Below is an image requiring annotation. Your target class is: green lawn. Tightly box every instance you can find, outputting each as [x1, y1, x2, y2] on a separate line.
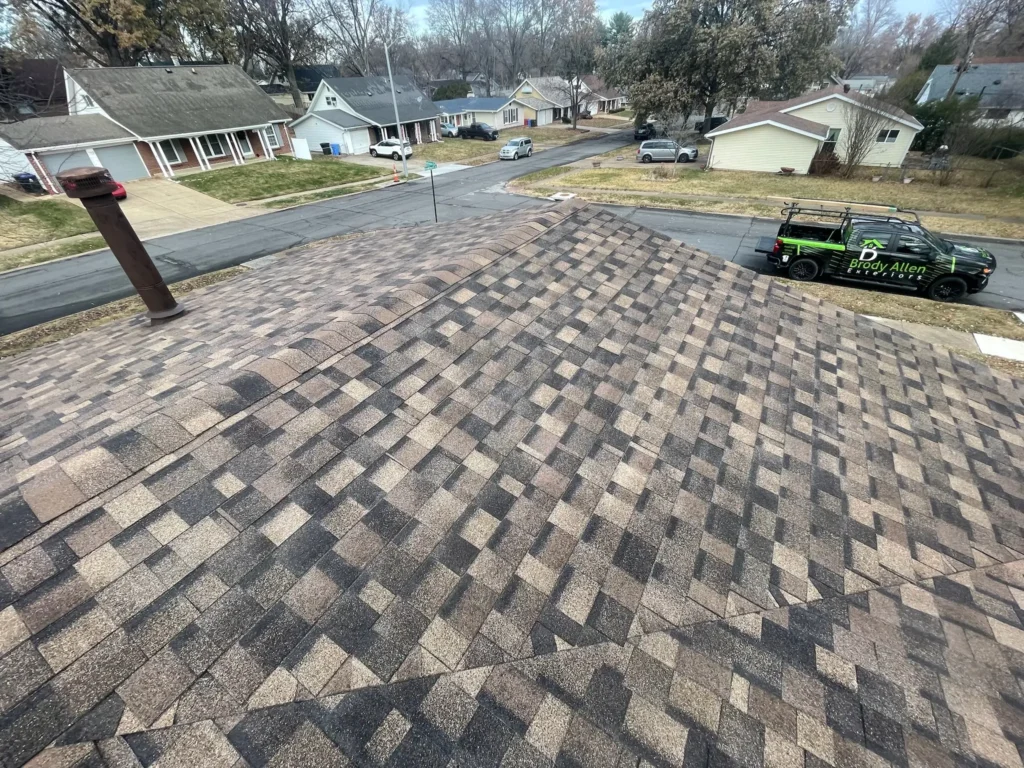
[414, 141, 500, 164]
[0, 235, 107, 273]
[178, 156, 389, 203]
[259, 180, 390, 208]
[0, 195, 96, 250]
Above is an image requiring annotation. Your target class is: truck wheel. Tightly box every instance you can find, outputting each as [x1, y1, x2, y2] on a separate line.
[926, 276, 968, 302]
[787, 258, 819, 281]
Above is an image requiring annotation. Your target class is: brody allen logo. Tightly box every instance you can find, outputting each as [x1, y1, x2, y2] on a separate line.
[846, 239, 927, 281]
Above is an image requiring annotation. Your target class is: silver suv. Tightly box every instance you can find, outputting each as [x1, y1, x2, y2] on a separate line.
[637, 140, 698, 163]
[499, 137, 533, 160]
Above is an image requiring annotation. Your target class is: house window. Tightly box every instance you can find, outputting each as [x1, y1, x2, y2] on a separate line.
[823, 128, 840, 154]
[502, 107, 519, 125]
[82, 93, 93, 108]
[876, 129, 900, 143]
[326, 95, 337, 107]
[262, 124, 282, 149]
[158, 139, 183, 165]
[198, 134, 226, 158]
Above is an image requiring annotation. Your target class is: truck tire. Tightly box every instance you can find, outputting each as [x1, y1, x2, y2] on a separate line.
[787, 258, 819, 281]
[926, 276, 968, 302]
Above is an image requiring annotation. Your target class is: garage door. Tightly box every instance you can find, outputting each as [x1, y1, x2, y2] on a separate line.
[94, 144, 148, 182]
[39, 150, 91, 179]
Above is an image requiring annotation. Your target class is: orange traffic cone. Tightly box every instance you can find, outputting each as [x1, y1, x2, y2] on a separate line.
[392, 163, 399, 183]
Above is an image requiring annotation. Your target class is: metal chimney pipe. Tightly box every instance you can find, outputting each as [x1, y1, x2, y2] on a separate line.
[57, 166, 183, 322]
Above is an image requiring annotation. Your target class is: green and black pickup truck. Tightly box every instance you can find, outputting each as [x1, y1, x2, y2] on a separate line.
[756, 205, 997, 302]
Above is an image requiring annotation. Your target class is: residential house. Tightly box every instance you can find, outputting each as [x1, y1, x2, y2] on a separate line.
[916, 59, 1024, 126]
[706, 85, 923, 174]
[839, 74, 895, 95]
[0, 64, 292, 192]
[511, 77, 573, 121]
[434, 95, 555, 129]
[581, 75, 625, 112]
[262, 66, 341, 109]
[290, 75, 440, 156]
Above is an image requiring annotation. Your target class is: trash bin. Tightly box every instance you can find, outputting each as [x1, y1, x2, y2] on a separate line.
[330, 143, 341, 156]
[13, 172, 44, 194]
[320, 142, 332, 155]
[531, 119, 537, 127]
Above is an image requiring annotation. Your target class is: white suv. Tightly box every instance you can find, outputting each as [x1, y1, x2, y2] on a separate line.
[370, 138, 412, 160]
[499, 137, 533, 160]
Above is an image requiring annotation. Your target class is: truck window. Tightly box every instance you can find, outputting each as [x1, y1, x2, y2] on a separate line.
[851, 228, 891, 250]
[895, 235, 933, 256]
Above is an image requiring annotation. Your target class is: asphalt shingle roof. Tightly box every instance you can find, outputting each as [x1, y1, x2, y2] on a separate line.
[706, 110, 830, 138]
[324, 76, 440, 126]
[0, 114, 132, 150]
[66, 65, 291, 139]
[297, 109, 371, 129]
[921, 62, 1024, 109]
[521, 77, 572, 107]
[1, 203, 1023, 768]
[433, 97, 512, 113]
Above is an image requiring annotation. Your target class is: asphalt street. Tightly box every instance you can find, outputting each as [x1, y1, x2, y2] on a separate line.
[2, 129, 1023, 336]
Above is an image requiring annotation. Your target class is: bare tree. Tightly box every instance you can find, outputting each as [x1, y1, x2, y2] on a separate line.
[530, 0, 564, 76]
[940, 0, 1002, 98]
[428, 0, 477, 79]
[318, 0, 410, 76]
[552, 0, 598, 128]
[839, 100, 888, 176]
[235, 0, 325, 107]
[834, 0, 900, 77]
[489, 0, 534, 84]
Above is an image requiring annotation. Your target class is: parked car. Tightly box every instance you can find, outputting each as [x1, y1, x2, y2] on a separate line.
[636, 140, 698, 163]
[578, 110, 593, 119]
[112, 181, 127, 200]
[499, 137, 533, 160]
[440, 122, 458, 137]
[756, 204, 996, 302]
[369, 138, 412, 160]
[458, 122, 499, 141]
[694, 116, 728, 133]
[633, 122, 657, 140]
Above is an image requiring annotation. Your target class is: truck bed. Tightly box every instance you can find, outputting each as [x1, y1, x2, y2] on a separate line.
[780, 221, 844, 243]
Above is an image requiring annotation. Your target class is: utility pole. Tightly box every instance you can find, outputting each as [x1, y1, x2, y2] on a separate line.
[384, 41, 409, 179]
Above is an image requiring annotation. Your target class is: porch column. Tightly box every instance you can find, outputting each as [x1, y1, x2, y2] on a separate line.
[256, 126, 273, 160]
[429, 121, 437, 142]
[152, 141, 175, 178]
[225, 132, 243, 165]
[189, 137, 209, 171]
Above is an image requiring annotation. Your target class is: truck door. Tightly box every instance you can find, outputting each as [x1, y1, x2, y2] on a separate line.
[888, 234, 937, 287]
[843, 227, 894, 284]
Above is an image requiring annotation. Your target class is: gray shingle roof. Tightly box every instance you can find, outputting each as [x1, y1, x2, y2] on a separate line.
[66, 65, 291, 139]
[323, 76, 440, 126]
[511, 96, 556, 111]
[0, 114, 133, 150]
[520, 77, 572, 106]
[920, 62, 1024, 109]
[706, 110, 830, 139]
[295, 109, 371, 129]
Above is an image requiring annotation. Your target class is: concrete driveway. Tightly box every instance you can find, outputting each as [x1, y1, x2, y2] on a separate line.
[71, 178, 257, 240]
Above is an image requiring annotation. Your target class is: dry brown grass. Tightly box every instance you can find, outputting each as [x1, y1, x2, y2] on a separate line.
[0, 266, 248, 359]
[776, 278, 1024, 340]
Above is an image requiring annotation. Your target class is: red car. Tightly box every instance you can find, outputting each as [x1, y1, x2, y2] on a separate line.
[112, 181, 127, 200]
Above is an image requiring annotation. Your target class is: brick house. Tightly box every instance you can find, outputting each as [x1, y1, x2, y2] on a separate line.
[0, 64, 292, 193]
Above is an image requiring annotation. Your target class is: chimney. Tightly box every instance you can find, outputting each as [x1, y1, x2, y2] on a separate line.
[843, 83, 851, 93]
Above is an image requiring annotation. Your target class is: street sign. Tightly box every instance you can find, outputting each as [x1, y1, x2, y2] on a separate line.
[424, 161, 438, 170]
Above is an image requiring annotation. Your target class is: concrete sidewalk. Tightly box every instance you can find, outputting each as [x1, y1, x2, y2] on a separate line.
[866, 314, 1024, 361]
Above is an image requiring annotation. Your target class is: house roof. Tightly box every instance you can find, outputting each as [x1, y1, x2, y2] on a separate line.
[66, 64, 291, 139]
[728, 86, 923, 137]
[582, 75, 621, 99]
[520, 76, 571, 106]
[5, 201, 1024, 768]
[0, 113, 133, 150]
[294, 65, 341, 94]
[323, 75, 440, 125]
[512, 96, 556, 111]
[291, 108, 371, 130]
[920, 61, 1024, 109]
[433, 97, 512, 113]
[706, 110, 830, 140]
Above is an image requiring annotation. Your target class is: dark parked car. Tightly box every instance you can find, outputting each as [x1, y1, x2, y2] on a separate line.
[695, 116, 728, 133]
[458, 122, 499, 141]
[633, 122, 656, 140]
[578, 110, 593, 119]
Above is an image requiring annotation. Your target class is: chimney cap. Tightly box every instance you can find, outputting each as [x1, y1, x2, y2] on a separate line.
[56, 166, 117, 199]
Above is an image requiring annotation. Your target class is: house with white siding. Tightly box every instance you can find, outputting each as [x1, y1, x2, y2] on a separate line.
[916, 60, 1024, 127]
[290, 76, 441, 156]
[706, 85, 923, 175]
[433, 96, 554, 129]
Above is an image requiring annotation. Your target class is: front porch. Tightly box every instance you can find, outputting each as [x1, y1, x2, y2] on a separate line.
[372, 119, 441, 146]
[139, 123, 292, 178]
